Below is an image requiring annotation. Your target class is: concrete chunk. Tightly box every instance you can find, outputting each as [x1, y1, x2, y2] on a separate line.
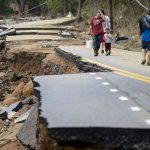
[17, 105, 38, 149]
[0, 102, 22, 120]
[14, 107, 33, 123]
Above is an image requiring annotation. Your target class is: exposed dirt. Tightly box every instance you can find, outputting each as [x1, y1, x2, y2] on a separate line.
[0, 40, 81, 100]
[0, 141, 25, 150]
[0, 38, 83, 150]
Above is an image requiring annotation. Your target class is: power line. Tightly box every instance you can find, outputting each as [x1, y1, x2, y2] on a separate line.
[135, 0, 148, 10]
[1, 0, 50, 25]
[17, 0, 49, 16]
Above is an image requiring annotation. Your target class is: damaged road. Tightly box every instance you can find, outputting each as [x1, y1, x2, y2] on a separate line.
[1, 16, 149, 150]
[0, 17, 93, 149]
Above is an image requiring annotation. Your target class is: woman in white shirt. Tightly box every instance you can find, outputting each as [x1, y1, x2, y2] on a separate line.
[100, 10, 111, 54]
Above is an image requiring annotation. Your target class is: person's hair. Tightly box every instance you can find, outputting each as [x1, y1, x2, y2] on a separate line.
[96, 10, 101, 14]
[146, 9, 150, 15]
[101, 10, 105, 15]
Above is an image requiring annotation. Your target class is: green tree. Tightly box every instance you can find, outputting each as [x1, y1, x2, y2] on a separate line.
[0, 0, 13, 15]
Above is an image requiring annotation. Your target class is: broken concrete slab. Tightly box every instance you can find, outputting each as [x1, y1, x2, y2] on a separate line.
[0, 102, 22, 120]
[6, 35, 65, 42]
[17, 104, 38, 149]
[11, 17, 77, 28]
[16, 30, 59, 35]
[7, 111, 16, 120]
[58, 31, 76, 38]
[0, 28, 16, 37]
[33, 73, 150, 150]
[14, 107, 33, 123]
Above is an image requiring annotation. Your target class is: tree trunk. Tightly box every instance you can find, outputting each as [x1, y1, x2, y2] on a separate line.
[24, 0, 29, 17]
[109, 0, 113, 32]
[68, 0, 71, 12]
[78, 0, 82, 22]
[64, 0, 66, 16]
[19, 0, 24, 13]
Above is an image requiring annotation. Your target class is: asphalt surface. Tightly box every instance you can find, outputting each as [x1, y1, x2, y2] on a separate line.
[57, 46, 150, 112]
[34, 73, 150, 128]
[58, 46, 150, 78]
[34, 72, 150, 149]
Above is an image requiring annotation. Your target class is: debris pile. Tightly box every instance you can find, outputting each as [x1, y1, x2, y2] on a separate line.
[0, 76, 37, 149]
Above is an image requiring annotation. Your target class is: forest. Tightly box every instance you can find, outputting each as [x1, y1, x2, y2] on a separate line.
[0, 0, 149, 16]
[0, 0, 150, 35]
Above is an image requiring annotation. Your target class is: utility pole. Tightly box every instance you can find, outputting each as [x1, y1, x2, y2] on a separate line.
[109, 0, 113, 32]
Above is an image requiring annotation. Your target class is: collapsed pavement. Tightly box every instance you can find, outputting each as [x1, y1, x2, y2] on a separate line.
[0, 16, 149, 150]
[0, 23, 111, 149]
[34, 72, 150, 150]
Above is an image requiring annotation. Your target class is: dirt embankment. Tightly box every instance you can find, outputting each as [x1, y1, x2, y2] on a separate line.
[0, 40, 81, 150]
[0, 37, 110, 150]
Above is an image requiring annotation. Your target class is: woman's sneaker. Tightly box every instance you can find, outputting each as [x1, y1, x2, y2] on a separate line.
[145, 62, 150, 66]
[106, 51, 109, 56]
[141, 59, 146, 65]
[94, 50, 98, 56]
[101, 50, 104, 54]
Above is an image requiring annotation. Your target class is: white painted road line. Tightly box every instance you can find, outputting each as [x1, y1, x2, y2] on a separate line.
[145, 120, 150, 125]
[110, 89, 118, 92]
[95, 77, 103, 80]
[119, 96, 129, 101]
[102, 82, 110, 85]
[130, 107, 141, 111]
[90, 73, 96, 75]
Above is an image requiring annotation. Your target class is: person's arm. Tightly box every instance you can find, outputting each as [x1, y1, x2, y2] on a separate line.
[88, 17, 93, 34]
[139, 17, 144, 35]
[88, 25, 92, 34]
[104, 34, 106, 40]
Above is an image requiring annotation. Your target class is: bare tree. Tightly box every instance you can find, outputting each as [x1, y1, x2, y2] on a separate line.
[78, 0, 82, 22]
[64, 0, 66, 15]
[24, 0, 29, 17]
[68, 0, 71, 12]
[109, 0, 113, 32]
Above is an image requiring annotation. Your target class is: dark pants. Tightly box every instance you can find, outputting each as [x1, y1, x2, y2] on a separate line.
[105, 43, 111, 51]
[142, 41, 150, 51]
[92, 34, 101, 51]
